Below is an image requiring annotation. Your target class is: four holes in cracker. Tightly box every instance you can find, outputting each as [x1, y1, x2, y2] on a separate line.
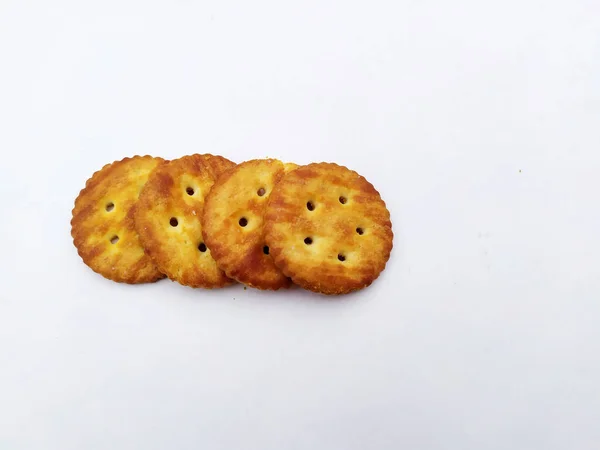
[304, 195, 359, 262]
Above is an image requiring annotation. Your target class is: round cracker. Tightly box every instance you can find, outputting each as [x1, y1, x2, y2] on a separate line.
[135, 154, 236, 288]
[202, 159, 297, 290]
[264, 162, 393, 295]
[71, 155, 166, 283]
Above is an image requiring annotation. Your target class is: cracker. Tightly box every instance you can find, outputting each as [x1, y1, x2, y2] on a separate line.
[135, 154, 236, 288]
[71, 156, 166, 283]
[264, 162, 393, 295]
[202, 159, 297, 290]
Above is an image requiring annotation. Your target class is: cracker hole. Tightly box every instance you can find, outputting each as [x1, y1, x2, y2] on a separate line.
[257, 187, 266, 197]
[263, 245, 269, 255]
[239, 217, 248, 227]
[105, 202, 114, 212]
[339, 196, 347, 204]
[186, 187, 195, 196]
[198, 243, 207, 252]
[110, 235, 119, 244]
[306, 201, 315, 211]
[338, 253, 346, 262]
[356, 227, 364, 235]
[304, 237, 313, 245]
[170, 217, 178, 227]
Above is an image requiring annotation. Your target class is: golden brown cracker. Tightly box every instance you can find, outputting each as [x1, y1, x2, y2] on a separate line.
[71, 156, 166, 283]
[135, 154, 236, 288]
[202, 159, 297, 290]
[264, 162, 393, 295]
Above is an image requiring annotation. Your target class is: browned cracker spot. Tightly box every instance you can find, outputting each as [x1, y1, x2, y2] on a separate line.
[135, 154, 236, 288]
[202, 159, 297, 290]
[71, 156, 166, 283]
[264, 162, 393, 295]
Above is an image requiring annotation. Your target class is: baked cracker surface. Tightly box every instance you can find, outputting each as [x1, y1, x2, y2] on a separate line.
[202, 159, 297, 290]
[264, 162, 393, 295]
[71, 155, 166, 283]
[135, 154, 235, 288]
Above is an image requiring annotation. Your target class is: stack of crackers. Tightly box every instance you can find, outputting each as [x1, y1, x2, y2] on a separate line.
[71, 155, 393, 295]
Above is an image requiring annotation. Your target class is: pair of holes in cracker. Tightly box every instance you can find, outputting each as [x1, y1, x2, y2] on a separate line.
[306, 196, 348, 212]
[304, 237, 346, 262]
[304, 229, 363, 244]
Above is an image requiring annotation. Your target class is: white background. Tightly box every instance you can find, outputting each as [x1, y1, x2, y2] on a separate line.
[1, 1, 599, 449]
